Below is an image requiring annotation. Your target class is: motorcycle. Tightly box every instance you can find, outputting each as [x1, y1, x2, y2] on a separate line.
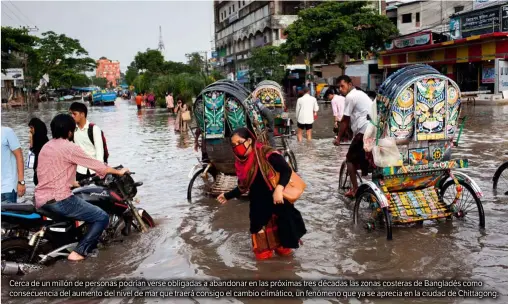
[1, 167, 155, 275]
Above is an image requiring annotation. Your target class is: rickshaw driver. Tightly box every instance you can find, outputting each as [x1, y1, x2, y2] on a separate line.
[335, 75, 373, 198]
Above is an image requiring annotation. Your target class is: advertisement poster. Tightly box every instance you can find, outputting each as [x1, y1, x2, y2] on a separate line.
[449, 18, 461, 40]
[482, 65, 495, 83]
[0, 68, 24, 81]
[497, 59, 508, 93]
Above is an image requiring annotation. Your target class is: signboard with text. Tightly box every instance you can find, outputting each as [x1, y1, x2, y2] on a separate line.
[393, 32, 432, 49]
[461, 7, 500, 38]
[473, 0, 502, 10]
[502, 5, 508, 32]
[482, 65, 495, 83]
[0, 68, 24, 81]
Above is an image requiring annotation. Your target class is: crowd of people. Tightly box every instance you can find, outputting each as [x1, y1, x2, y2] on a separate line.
[2, 102, 128, 261]
[2, 74, 374, 262]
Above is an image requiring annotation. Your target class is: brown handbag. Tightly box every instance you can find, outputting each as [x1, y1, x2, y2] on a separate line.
[256, 152, 306, 203]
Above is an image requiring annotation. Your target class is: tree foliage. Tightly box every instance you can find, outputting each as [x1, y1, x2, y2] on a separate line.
[1, 26, 96, 88]
[247, 45, 288, 84]
[90, 76, 108, 88]
[283, 1, 398, 68]
[126, 49, 224, 107]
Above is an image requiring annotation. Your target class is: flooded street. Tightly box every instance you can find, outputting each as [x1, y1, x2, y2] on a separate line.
[1, 99, 507, 304]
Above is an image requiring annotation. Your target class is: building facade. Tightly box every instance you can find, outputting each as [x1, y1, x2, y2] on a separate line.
[96, 57, 121, 88]
[214, 1, 313, 84]
[381, 1, 508, 94]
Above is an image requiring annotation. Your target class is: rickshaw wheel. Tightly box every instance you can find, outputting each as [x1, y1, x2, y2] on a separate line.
[440, 180, 485, 228]
[492, 161, 508, 193]
[187, 167, 216, 202]
[338, 160, 362, 196]
[284, 151, 298, 172]
[353, 190, 392, 240]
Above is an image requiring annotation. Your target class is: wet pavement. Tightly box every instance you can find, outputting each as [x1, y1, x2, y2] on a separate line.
[1, 99, 507, 304]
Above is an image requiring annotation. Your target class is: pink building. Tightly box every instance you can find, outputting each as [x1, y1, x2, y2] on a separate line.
[96, 57, 120, 87]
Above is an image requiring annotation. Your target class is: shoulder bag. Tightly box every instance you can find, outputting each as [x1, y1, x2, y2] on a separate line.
[182, 110, 191, 122]
[255, 152, 306, 203]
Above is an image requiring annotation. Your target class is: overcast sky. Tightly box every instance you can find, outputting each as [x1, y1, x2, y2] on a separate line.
[1, 1, 215, 72]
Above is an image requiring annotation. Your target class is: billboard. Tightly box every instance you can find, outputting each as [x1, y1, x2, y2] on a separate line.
[1, 68, 24, 81]
[461, 6, 500, 38]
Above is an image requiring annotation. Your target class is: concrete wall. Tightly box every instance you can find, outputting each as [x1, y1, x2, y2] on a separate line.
[322, 64, 343, 81]
[396, 0, 472, 36]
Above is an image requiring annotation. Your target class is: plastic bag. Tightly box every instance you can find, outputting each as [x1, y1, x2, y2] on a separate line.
[363, 123, 376, 152]
[372, 138, 403, 167]
[25, 151, 35, 169]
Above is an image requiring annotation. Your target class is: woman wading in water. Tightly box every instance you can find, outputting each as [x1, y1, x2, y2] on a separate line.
[217, 128, 306, 260]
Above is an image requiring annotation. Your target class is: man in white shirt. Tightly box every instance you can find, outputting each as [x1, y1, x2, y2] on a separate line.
[69, 102, 104, 181]
[295, 87, 319, 142]
[336, 75, 373, 198]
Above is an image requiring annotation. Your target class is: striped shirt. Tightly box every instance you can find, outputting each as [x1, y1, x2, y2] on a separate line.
[34, 138, 108, 208]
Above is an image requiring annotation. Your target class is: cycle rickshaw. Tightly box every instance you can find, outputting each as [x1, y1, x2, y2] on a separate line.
[252, 80, 298, 172]
[339, 64, 485, 239]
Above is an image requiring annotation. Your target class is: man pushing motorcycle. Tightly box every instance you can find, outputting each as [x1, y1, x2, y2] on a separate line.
[34, 114, 129, 261]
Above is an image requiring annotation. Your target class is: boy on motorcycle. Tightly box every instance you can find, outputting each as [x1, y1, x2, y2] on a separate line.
[34, 114, 129, 261]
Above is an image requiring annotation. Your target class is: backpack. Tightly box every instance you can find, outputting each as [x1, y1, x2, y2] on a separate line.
[87, 123, 109, 164]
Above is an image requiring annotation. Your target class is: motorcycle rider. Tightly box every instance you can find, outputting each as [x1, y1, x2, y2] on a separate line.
[34, 113, 129, 261]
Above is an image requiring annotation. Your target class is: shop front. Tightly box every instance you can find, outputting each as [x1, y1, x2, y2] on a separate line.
[378, 32, 508, 93]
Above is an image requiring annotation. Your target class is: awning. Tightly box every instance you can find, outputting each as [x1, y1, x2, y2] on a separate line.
[378, 32, 508, 68]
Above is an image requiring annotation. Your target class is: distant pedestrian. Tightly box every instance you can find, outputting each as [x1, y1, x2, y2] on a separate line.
[135, 93, 143, 110]
[1, 126, 25, 203]
[295, 87, 319, 142]
[174, 97, 189, 132]
[147, 92, 155, 108]
[28, 118, 49, 185]
[166, 92, 174, 113]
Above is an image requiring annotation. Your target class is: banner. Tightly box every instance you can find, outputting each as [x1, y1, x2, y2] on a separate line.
[1, 68, 24, 81]
[449, 18, 461, 40]
[393, 32, 432, 49]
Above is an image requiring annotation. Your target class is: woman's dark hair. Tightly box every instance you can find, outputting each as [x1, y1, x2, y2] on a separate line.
[367, 91, 377, 99]
[69, 102, 88, 117]
[50, 114, 76, 139]
[232, 127, 256, 141]
[29, 117, 49, 152]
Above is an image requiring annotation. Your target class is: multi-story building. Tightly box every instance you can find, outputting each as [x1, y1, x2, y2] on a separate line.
[379, 0, 508, 95]
[96, 57, 121, 87]
[214, 0, 308, 84]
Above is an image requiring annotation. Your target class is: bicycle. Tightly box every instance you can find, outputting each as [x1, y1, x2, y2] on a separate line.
[493, 160, 508, 195]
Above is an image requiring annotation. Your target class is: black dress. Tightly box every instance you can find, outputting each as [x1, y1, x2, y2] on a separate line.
[225, 153, 307, 249]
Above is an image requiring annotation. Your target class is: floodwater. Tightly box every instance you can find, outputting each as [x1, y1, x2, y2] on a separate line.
[1, 98, 507, 304]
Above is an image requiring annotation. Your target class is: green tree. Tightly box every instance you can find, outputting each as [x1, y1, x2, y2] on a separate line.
[247, 45, 288, 84]
[186, 52, 205, 73]
[1, 27, 40, 79]
[36, 31, 96, 88]
[125, 65, 138, 85]
[90, 76, 108, 88]
[283, 1, 398, 70]
[133, 49, 165, 74]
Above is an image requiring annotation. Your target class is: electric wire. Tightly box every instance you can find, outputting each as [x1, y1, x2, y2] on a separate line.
[7, 0, 36, 27]
[1, 2, 25, 25]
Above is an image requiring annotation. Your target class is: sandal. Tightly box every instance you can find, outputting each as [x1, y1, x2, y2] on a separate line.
[344, 189, 356, 198]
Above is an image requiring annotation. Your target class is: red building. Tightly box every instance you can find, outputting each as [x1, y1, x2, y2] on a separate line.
[96, 57, 120, 87]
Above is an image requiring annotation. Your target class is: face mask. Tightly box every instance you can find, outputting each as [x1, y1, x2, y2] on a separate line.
[233, 141, 250, 158]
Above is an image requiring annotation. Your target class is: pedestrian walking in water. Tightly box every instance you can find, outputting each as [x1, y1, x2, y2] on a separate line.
[1, 126, 25, 203]
[335, 75, 373, 198]
[28, 118, 49, 185]
[295, 87, 319, 142]
[166, 92, 174, 113]
[174, 98, 189, 132]
[69, 102, 107, 181]
[135, 92, 143, 110]
[217, 128, 306, 260]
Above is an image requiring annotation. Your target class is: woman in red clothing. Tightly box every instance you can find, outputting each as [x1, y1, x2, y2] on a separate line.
[217, 128, 306, 260]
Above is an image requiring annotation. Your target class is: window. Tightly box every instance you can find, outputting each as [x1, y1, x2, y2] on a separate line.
[275, 29, 280, 40]
[238, 1, 241, 7]
[229, 6, 231, 14]
[243, 0, 246, 5]
[233, 5, 235, 12]
[454, 5, 464, 13]
[416, 12, 420, 23]
[402, 13, 412, 23]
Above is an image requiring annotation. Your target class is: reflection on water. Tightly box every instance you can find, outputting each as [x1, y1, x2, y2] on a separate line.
[1, 100, 507, 303]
